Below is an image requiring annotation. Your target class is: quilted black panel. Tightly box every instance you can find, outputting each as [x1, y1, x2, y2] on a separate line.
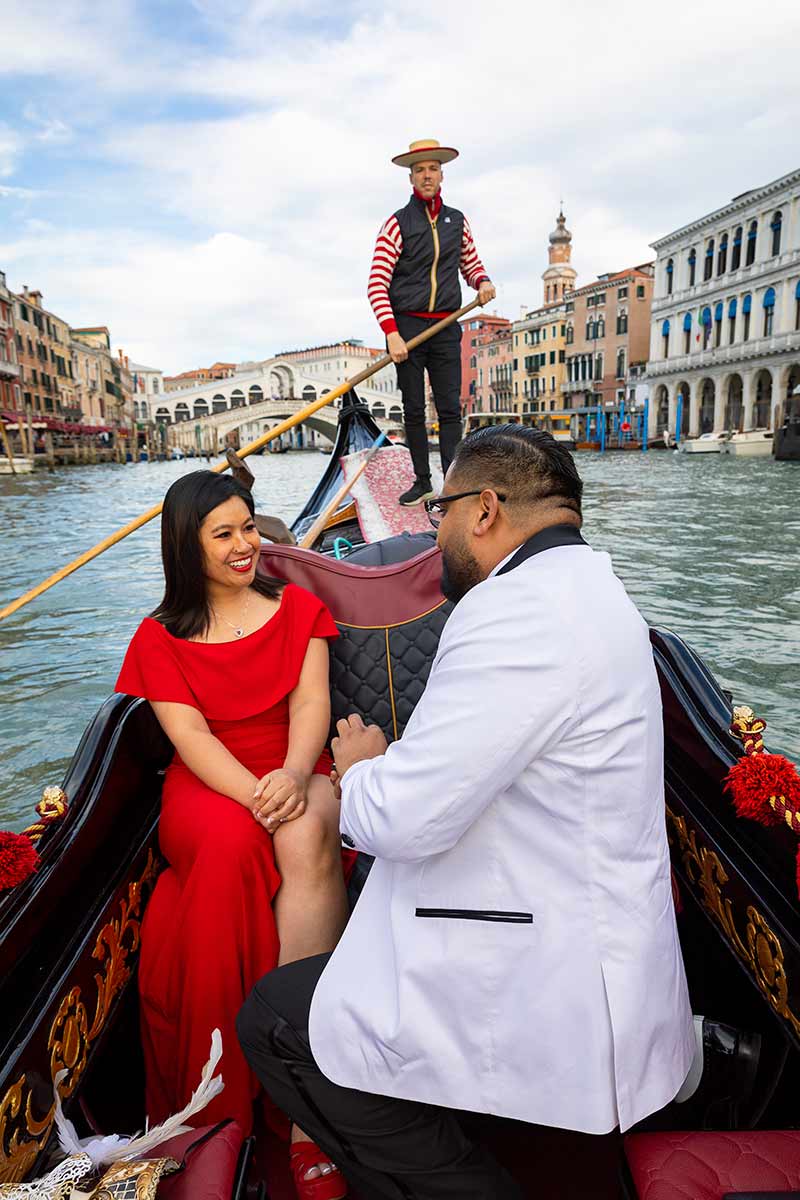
[389, 604, 452, 735]
[329, 602, 452, 743]
[329, 628, 392, 741]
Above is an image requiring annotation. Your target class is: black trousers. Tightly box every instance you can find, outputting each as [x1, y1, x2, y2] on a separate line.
[394, 314, 463, 481]
[237, 954, 524, 1200]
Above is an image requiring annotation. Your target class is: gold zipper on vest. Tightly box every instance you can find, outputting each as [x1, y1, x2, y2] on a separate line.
[427, 210, 440, 311]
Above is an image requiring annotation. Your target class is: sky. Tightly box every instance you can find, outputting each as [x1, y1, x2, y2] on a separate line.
[1, 0, 799, 374]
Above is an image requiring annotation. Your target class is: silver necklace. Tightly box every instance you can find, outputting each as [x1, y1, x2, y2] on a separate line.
[212, 589, 251, 639]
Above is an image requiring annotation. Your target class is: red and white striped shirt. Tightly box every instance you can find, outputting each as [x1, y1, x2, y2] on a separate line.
[368, 194, 490, 335]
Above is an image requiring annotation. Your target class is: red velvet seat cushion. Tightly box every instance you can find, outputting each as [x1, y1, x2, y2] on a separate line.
[152, 1121, 245, 1199]
[625, 1131, 800, 1200]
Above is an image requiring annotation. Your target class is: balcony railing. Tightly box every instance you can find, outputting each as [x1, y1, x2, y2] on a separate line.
[0, 356, 20, 379]
[646, 331, 800, 377]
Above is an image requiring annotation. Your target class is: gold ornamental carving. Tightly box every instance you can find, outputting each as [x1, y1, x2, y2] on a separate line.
[0, 850, 159, 1184]
[667, 806, 800, 1038]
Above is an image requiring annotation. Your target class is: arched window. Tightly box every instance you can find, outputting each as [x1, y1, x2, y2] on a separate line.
[771, 211, 783, 257]
[595, 353, 603, 380]
[746, 220, 757, 267]
[728, 297, 737, 343]
[616, 348, 626, 378]
[701, 305, 712, 349]
[683, 311, 692, 353]
[666, 258, 674, 295]
[662, 318, 670, 358]
[469, 355, 477, 368]
[194, 399, 209, 419]
[301, 385, 317, 402]
[388, 405, 402, 422]
[585, 319, 593, 340]
[248, 384, 263, 405]
[372, 402, 386, 419]
[229, 389, 245, 409]
[704, 238, 715, 281]
[616, 309, 628, 335]
[565, 324, 574, 345]
[212, 394, 228, 413]
[174, 402, 190, 422]
[596, 317, 605, 338]
[714, 301, 724, 347]
[717, 234, 728, 275]
[688, 247, 697, 286]
[155, 406, 171, 425]
[742, 293, 752, 340]
[763, 286, 776, 336]
[731, 226, 743, 271]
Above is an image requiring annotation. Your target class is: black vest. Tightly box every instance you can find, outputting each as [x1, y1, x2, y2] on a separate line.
[389, 194, 464, 315]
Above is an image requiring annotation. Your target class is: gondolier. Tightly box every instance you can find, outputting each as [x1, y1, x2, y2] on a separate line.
[368, 138, 496, 506]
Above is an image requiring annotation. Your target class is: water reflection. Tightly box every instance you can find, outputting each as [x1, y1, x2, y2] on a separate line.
[1, 450, 797, 828]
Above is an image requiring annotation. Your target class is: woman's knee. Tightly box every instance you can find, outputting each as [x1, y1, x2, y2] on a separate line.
[273, 808, 340, 878]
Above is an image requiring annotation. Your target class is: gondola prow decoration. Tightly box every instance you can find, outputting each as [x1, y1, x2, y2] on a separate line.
[0, 299, 482, 623]
[726, 705, 800, 897]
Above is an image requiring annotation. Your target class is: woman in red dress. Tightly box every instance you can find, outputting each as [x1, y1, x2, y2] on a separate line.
[116, 469, 350, 1199]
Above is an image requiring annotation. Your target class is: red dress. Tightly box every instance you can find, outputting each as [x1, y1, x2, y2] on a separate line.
[115, 583, 340, 1136]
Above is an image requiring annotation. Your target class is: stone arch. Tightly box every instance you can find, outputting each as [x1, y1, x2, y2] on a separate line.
[675, 381, 690, 436]
[230, 389, 245, 409]
[783, 364, 800, 422]
[155, 406, 171, 425]
[654, 384, 669, 435]
[754, 368, 773, 428]
[194, 398, 210, 419]
[248, 384, 263, 405]
[302, 385, 317, 404]
[269, 364, 294, 400]
[388, 405, 403, 422]
[372, 402, 386, 419]
[698, 377, 715, 433]
[211, 393, 227, 414]
[724, 374, 743, 431]
[175, 402, 190, 422]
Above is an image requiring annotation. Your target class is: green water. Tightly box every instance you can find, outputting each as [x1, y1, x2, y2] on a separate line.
[1, 450, 798, 830]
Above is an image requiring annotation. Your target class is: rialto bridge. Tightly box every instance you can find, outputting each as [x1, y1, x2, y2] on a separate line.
[141, 360, 404, 450]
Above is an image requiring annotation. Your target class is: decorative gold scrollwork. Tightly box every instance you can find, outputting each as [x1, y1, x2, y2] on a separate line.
[0, 850, 159, 1184]
[667, 806, 800, 1038]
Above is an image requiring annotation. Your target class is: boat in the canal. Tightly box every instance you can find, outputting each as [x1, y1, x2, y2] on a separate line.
[721, 428, 775, 457]
[4, 398, 800, 1200]
[679, 431, 731, 454]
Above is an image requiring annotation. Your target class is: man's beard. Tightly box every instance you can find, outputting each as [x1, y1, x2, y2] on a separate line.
[440, 539, 483, 604]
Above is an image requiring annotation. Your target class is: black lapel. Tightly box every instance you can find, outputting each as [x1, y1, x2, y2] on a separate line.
[495, 524, 587, 577]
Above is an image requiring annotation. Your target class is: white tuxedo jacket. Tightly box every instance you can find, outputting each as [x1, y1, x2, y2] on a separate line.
[309, 536, 694, 1134]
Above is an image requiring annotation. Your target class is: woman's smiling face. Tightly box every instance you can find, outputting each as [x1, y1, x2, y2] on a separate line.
[198, 496, 260, 591]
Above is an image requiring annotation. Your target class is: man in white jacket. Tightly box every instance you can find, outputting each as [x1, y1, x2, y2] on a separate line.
[238, 426, 749, 1198]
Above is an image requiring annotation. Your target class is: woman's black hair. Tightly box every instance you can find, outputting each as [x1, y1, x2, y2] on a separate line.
[151, 470, 284, 640]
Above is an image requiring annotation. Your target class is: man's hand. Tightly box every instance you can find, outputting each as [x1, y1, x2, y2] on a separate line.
[387, 331, 409, 364]
[477, 280, 496, 307]
[332, 714, 388, 780]
[252, 766, 308, 831]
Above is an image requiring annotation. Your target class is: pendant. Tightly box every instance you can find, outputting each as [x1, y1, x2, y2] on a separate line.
[235, 628, 244, 638]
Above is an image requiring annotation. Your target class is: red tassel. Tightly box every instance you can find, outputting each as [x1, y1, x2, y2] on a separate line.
[725, 753, 800, 827]
[0, 830, 40, 891]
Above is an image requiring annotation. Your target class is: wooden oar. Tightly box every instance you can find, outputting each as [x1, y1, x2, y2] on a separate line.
[299, 432, 388, 549]
[0, 298, 481, 621]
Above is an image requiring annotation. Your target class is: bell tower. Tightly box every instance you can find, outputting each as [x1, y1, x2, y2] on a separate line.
[542, 209, 577, 305]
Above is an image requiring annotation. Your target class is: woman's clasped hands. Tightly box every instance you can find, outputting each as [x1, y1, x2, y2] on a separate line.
[252, 766, 308, 831]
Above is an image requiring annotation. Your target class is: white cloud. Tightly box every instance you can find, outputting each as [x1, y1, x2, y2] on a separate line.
[0, 125, 23, 178]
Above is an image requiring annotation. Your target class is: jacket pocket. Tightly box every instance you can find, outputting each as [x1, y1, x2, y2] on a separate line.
[415, 907, 533, 924]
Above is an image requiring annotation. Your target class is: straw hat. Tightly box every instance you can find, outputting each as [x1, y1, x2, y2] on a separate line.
[391, 138, 459, 168]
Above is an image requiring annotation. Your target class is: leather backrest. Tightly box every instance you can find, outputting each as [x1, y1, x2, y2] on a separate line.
[259, 544, 452, 741]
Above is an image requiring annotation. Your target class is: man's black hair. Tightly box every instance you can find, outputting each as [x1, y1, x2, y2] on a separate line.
[450, 424, 583, 516]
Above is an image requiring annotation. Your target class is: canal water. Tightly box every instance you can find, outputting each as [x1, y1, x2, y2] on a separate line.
[1, 449, 798, 829]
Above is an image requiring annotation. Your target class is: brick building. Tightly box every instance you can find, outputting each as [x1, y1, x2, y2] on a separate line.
[13, 287, 77, 418]
[473, 323, 514, 413]
[459, 314, 511, 415]
[0, 270, 21, 415]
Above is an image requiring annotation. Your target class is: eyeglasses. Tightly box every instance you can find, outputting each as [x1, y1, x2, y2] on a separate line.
[424, 490, 507, 529]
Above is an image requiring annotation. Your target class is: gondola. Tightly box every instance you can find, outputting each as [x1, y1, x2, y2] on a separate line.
[2, 404, 800, 1200]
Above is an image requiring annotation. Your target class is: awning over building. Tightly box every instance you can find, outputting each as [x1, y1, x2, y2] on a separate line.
[0, 410, 116, 435]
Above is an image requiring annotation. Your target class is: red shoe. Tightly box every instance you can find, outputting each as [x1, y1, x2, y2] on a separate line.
[290, 1140, 348, 1200]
